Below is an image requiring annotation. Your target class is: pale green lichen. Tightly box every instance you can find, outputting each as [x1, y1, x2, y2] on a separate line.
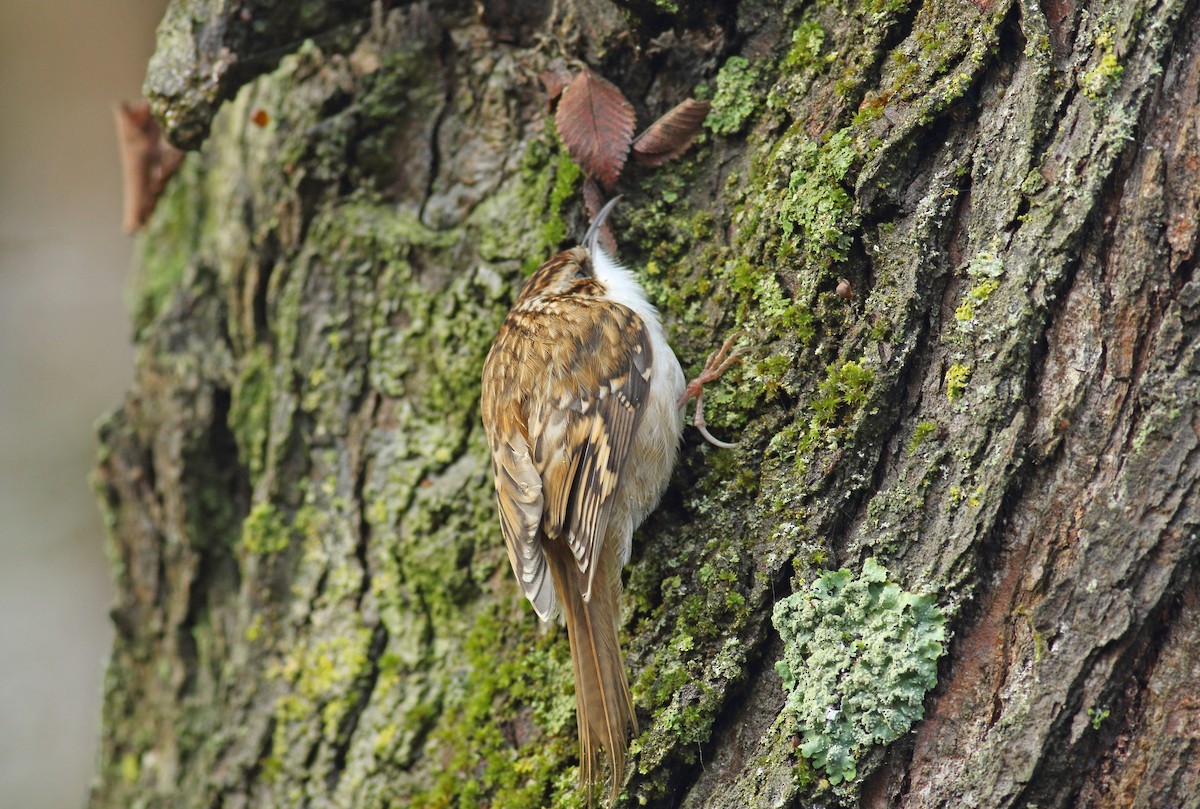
[706, 56, 760, 136]
[772, 558, 945, 784]
[776, 129, 856, 264]
[966, 251, 1004, 279]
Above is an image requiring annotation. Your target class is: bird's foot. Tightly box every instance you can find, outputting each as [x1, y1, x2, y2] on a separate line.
[678, 334, 744, 449]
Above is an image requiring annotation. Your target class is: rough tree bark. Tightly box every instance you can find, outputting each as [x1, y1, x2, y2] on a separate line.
[90, 1, 1200, 807]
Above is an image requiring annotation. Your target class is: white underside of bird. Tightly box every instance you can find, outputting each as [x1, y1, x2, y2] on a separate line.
[587, 245, 686, 569]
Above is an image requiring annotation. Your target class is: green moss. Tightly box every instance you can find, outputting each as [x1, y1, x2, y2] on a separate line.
[867, 0, 912, 14]
[543, 151, 583, 252]
[624, 165, 706, 277]
[945, 363, 972, 401]
[131, 156, 198, 334]
[784, 21, 827, 71]
[908, 420, 939, 455]
[228, 346, 272, 483]
[799, 359, 875, 455]
[511, 124, 583, 273]
[755, 354, 795, 402]
[723, 256, 816, 342]
[772, 558, 945, 784]
[706, 56, 760, 136]
[414, 606, 581, 809]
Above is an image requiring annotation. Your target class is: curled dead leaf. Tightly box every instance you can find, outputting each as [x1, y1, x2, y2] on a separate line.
[632, 98, 711, 167]
[555, 67, 636, 191]
[539, 58, 574, 105]
[115, 100, 184, 233]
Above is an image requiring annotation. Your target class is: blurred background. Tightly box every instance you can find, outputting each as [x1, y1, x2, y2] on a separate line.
[0, 1, 166, 806]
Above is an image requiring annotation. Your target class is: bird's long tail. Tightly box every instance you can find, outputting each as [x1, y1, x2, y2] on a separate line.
[547, 544, 637, 806]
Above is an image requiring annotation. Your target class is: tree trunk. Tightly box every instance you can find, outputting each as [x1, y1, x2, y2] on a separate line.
[90, 1, 1200, 807]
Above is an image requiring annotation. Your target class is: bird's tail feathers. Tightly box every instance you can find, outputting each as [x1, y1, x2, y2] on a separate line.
[547, 547, 636, 806]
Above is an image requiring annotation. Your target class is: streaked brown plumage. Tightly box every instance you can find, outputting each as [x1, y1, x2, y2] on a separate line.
[480, 199, 735, 804]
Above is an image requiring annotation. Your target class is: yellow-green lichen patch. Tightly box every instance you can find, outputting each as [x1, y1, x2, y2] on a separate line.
[945, 363, 972, 401]
[240, 501, 299, 555]
[1080, 28, 1124, 99]
[772, 558, 945, 784]
[119, 752, 139, 785]
[265, 626, 375, 777]
[968, 277, 1000, 302]
[949, 250, 1006, 342]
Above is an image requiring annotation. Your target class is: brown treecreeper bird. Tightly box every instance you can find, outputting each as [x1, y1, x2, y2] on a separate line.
[480, 198, 738, 804]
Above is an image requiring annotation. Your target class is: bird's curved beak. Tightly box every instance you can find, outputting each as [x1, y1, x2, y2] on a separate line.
[584, 194, 622, 257]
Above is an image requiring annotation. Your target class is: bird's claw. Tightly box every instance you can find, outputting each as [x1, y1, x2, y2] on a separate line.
[679, 334, 745, 448]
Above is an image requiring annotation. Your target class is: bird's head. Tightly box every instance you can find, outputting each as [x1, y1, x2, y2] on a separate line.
[514, 197, 621, 304]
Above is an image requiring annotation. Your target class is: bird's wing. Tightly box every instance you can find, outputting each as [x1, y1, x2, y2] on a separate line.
[532, 298, 652, 601]
[482, 312, 552, 618]
[482, 295, 652, 614]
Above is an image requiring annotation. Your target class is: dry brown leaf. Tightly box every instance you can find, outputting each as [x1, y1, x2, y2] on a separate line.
[556, 68, 636, 191]
[539, 58, 574, 106]
[631, 98, 711, 167]
[115, 100, 184, 233]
